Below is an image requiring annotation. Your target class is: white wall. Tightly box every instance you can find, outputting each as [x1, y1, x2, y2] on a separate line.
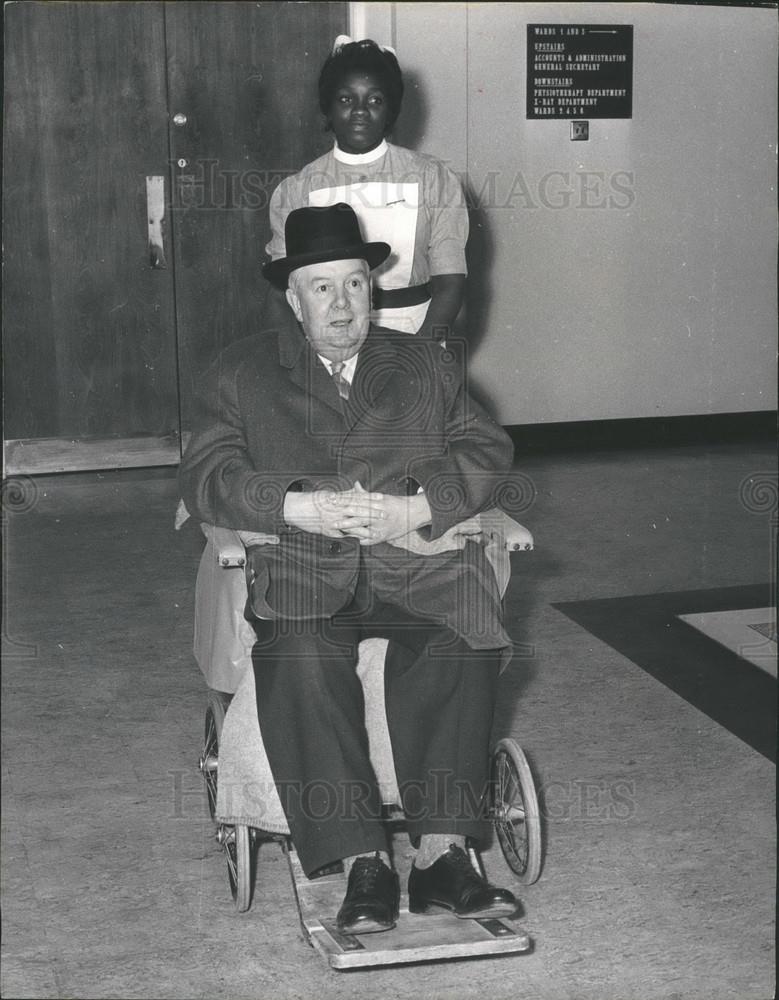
[356, 2, 777, 424]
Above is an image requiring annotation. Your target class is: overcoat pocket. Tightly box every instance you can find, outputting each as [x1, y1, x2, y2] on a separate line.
[245, 532, 360, 621]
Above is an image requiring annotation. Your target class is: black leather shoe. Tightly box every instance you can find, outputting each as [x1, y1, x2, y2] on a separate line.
[408, 845, 518, 919]
[336, 854, 400, 934]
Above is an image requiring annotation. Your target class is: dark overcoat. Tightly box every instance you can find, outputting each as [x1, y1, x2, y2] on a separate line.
[178, 321, 515, 649]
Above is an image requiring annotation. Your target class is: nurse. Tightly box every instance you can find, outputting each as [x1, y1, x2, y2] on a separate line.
[265, 36, 468, 339]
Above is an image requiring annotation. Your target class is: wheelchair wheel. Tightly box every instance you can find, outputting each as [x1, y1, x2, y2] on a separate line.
[222, 824, 253, 912]
[491, 738, 542, 884]
[199, 690, 231, 821]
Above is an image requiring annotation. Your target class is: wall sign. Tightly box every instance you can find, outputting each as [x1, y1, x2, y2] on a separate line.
[527, 24, 633, 119]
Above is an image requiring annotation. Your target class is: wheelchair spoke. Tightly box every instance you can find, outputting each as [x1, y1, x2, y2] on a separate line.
[493, 749, 529, 872]
[200, 706, 220, 820]
[491, 739, 542, 883]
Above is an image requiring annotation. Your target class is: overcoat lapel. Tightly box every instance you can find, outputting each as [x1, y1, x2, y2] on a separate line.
[275, 322, 415, 427]
[342, 328, 399, 432]
[277, 323, 345, 416]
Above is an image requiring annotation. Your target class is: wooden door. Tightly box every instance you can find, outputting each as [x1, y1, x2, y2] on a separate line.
[164, 1, 345, 427]
[3, 1, 346, 473]
[3, 1, 179, 472]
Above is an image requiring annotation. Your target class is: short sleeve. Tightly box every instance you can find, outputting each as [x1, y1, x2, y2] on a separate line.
[264, 154, 334, 261]
[266, 180, 291, 261]
[426, 160, 469, 276]
[265, 170, 316, 260]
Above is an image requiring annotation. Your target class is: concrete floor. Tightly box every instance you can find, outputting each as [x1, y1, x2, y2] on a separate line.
[1, 441, 775, 999]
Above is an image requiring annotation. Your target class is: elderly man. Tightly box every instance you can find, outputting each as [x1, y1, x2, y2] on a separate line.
[179, 203, 518, 934]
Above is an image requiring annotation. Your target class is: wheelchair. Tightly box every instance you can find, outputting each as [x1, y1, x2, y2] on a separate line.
[193, 510, 542, 969]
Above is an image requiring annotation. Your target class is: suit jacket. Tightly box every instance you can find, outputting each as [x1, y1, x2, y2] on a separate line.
[178, 321, 515, 649]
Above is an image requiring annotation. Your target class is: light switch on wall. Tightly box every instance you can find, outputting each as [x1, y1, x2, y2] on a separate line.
[571, 121, 589, 141]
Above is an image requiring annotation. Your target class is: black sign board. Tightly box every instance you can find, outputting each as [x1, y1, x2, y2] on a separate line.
[527, 24, 633, 119]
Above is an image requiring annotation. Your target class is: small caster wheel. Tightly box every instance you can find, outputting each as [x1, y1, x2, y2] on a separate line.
[220, 823, 254, 912]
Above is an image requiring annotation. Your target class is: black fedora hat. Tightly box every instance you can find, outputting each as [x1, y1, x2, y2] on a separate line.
[263, 203, 390, 289]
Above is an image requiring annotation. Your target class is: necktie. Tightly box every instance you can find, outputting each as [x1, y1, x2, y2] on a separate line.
[330, 361, 350, 400]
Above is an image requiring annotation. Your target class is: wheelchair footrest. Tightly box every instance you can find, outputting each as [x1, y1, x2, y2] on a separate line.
[285, 838, 532, 970]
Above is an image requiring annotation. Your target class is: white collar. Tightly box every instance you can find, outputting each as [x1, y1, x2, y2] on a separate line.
[333, 140, 388, 165]
[318, 352, 359, 382]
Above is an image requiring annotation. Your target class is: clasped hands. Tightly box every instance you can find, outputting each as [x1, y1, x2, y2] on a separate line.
[283, 481, 431, 546]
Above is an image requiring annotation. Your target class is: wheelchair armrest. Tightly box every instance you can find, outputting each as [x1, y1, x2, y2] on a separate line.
[199, 524, 281, 568]
[200, 524, 247, 568]
[501, 517, 534, 552]
[479, 509, 534, 552]
[198, 511, 532, 572]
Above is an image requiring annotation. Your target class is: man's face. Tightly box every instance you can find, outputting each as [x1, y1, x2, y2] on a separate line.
[286, 258, 371, 362]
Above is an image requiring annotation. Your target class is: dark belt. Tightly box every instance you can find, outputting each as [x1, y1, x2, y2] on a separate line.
[372, 283, 431, 310]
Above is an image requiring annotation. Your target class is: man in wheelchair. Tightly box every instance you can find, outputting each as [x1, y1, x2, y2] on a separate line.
[179, 203, 519, 934]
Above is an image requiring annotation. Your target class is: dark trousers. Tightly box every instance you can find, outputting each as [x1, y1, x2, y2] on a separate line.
[251, 585, 500, 876]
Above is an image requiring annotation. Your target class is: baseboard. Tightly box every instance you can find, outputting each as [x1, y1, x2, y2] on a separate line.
[4, 412, 775, 475]
[3, 434, 187, 476]
[506, 411, 777, 453]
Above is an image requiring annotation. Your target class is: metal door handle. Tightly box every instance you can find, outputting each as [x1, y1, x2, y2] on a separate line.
[146, 175, 167, 269]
